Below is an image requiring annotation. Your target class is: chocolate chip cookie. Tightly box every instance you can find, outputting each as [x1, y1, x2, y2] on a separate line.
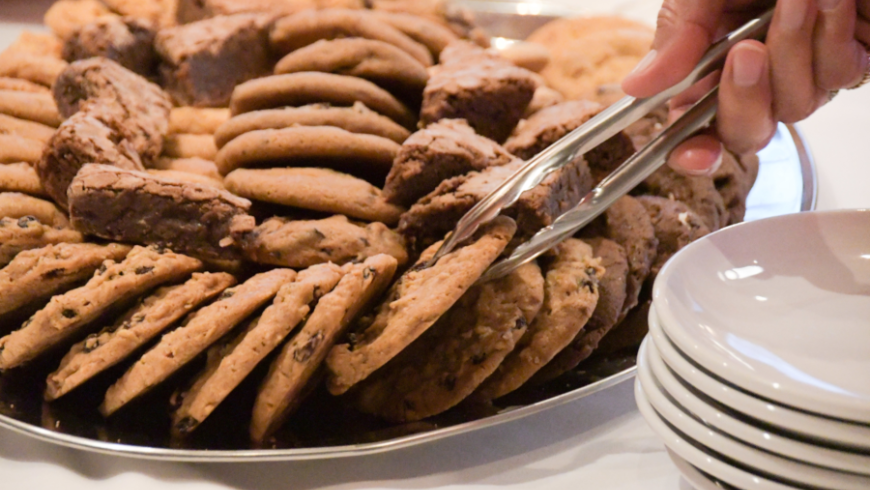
[636, 195, 710, 280]
[0, 90, 61, 127]
[0, 216, 83, 267]
[0, 192, 69, 227]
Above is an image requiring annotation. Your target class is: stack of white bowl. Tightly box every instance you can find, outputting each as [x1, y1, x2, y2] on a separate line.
[634, 210, 870, 490]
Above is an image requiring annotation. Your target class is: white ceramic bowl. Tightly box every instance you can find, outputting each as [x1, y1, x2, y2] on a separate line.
[653, 210, 870, 423]
[666, 448, 737, 490]
[647, 305, 870, 450]
[637, 340, 870, 490]
[646, 339, 870, 474]
[634, 375, 800, 490]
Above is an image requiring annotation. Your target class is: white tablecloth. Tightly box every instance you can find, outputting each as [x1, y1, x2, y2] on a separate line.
[1, 1, 868, 488]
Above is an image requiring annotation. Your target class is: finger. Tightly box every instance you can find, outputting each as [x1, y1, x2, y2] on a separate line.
[667, 133, 724, 176]
[622, 0, 727, 97]
[814, 0, 867, 90]
[718, 41, 776, 154]
[767, 0, 827, 122]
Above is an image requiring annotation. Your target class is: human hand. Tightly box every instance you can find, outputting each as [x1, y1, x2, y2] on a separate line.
[622, 0, 870, 175]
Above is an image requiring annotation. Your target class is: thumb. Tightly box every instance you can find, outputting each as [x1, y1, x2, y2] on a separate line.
[622, 0, 727, 98]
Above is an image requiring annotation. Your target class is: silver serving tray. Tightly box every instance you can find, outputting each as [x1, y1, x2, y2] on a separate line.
[0, 5, 817, 462]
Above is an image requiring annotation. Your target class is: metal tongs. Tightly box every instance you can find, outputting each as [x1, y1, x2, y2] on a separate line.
[427, 9, 774, 283]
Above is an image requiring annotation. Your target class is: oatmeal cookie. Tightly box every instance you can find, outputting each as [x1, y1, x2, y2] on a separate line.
[383, 119, 516, 207]
[0, 245, 202, 369]
[230, 72, 416, 129]
[231, 214, 408, 267]
[473, 239, 603, 401]
[0, 193, 69, 227]
[531, 237, 628, 383]
[172, 264, 344, 437]
[0, 243, 131, 319]
[0, 90, 62, 127]
[45, 272, 236, 400]
[250, 256, 397, 442]
[155, 14, 274, 108]
[0, 216, 83, 268]
[214, 126, 400, 178]
[269, 9, 432, 67]
[214, 103, 410, 148]
[420, 40, 536, 142]
[101, 268, 296, 416]
[224, 167, 405, 225]
[68, 164, 252, 261]
[326, 216, 516, 395]
[354, 261, 544, 422]
[168, 107, 231, 135]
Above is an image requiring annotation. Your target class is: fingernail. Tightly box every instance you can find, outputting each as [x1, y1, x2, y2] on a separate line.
[732, 46, 766, 87]
[629, 49, 657, 76]
[817, 0, 842, 12]
[779, 0, 809, 30]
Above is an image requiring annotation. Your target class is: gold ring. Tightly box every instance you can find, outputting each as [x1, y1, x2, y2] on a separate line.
[849, 42, 870, 90]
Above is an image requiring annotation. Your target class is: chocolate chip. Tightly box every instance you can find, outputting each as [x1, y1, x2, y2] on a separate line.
[17, 216, 37, 228]
[83, 335, 100, 353]
[219, 290, 234, 300]
[61, 309, 77, 319]
[174, 416, 199, 434]
[363, 267, 376, 279]
[471, 353, 487, 364]
[97, 263, 108, 275]
[293, 331, 324, 363]
[135, 266, 154, 275]
[585, 267, 597, 277]
[579, 278, 596, 293]
[312, 228, 326, 239]
[360, 237, 370, 246]
[42, 268, 66, 279]
[514, 317, 527, 330]
[442, 375, 457, 391]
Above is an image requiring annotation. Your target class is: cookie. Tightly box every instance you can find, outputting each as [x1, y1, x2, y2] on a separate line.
[579, 195, 657, 321]
[399, 155, 593, 251]
[713, 151, 759, 226]
[168, 107, 231, 135]
[68, 164, 252, 261]
[504, 100, 636, 184]
[420, 40, 537, 142]
[0, 163, 47, 197]
[274, 38, 429, 103]
[43, 0, 118, 40]
[0, 216, 83, 268]
[595, 299, 651, 356]
[231, 214, 408, 268]
[0, 243, 131, 319]
[0, 114, 56, 144]
[225, 167, 405, 225]
[528, 16, 654, 103]
[353, 261, 544, 422]
[155, 14, 274, 107]
[63, 16, 156, 77]
[162, 134, 218, 160]
[250, 255, 397, 442]
[146, 169, 225, 189]
[367, 10, 459, 60]
[45, 272, 235, 401]
[0, 52, 68, 88]
[100, 0, 166, 27]
[0, 90, 62, 127]
[269, 9, 433, 68]
[0, 134, 44, 165]
[101, 268, 295, 416]
[214, 103, 410, 149]
[325, 216, 516, 395]
[0, 77, 51, 94]
[0, 245, 202, 370]
[5, 31, 63, 59]
[230, 72, 417, 129]
[473, 238, 603, 401]
[531, 237, 628, 383]
[496, 40, 551, 73]
[214, 126, 400, 178]
[149, 157, 222, 181]
[37, 110, 146, 208]
[635, 166, 727, 232]
[53, 57, 172, 163]
[383, 119, 516, 207]
[171, 263, 343, 437]
[636, 195, 710, 280]
[624, 105, 667, 151]
[0, 193, 69, 228]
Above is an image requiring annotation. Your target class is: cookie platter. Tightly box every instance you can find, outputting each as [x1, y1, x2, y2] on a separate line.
[0, 0, 816, 462]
